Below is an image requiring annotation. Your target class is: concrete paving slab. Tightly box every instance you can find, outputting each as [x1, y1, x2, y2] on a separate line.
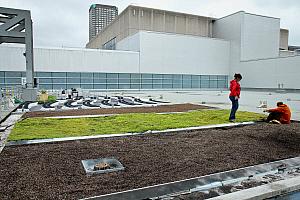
[0, 113, 23, 153]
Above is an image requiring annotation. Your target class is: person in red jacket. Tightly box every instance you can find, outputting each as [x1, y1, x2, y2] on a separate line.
[229, 73, 242, 122]
[264, 102, 291, 124]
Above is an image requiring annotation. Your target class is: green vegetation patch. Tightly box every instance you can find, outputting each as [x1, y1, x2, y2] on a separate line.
[9, 110, 265, 141]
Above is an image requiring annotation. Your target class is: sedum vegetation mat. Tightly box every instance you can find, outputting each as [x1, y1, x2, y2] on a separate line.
[9, 110, 265, 141]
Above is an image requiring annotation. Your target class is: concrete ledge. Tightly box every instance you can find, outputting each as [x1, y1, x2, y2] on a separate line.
[210, 176, 300, 200]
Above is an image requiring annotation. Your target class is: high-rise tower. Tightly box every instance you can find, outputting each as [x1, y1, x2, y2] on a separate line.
[89, 4, 118, 41]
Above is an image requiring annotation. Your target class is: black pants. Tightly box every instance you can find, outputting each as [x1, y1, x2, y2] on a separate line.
[266, 112, 281, 122]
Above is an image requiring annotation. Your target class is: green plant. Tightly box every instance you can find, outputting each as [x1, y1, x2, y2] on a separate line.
[47, 95, 57, 103]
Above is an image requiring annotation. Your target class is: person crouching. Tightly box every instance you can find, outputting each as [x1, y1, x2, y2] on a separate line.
[264, 102, 291, 124]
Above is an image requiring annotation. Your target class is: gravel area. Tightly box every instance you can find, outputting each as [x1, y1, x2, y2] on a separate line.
[0, 122, 299, 200]
[22, 103, 211, 118]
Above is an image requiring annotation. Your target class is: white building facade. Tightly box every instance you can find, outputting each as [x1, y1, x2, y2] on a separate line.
[0, 9, 299, 91]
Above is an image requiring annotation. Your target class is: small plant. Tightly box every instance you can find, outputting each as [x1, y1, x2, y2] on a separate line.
[41, 90, 47, 94]
[47, 95, 57, 103]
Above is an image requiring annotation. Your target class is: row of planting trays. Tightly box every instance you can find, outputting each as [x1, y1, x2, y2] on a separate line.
[16, 96, 170, 112]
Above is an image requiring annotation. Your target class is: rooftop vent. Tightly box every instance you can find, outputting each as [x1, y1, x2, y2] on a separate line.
[81, 158, 125, 175]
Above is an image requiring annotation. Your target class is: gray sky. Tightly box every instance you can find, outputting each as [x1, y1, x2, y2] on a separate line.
[1, 0, 300, 48]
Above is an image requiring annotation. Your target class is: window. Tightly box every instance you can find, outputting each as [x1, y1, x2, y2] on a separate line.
[162, 84, 172, 89]
[39, 84, 52, 90]
[200, 75, 209, 88]
[131, 73, 140, 79]
[191, 75, 200, 88]
[5, 71, 22, 77]
[37, 72, 51, 77]
[182, 75, 192, 88]
[94, 84, 106, 89]
[67, 84, 80, 89]
[81, 79, 93, 84]
[52, 78, 66, 83]
[142, 84, 152, 89]
[102, 37, 116, 50]
[119, 84, 130, 89]
[39, 78, 52, 84]
[67, 78, 80, 84]
[182, 80, 191, 88]
[52, 72, 66, 77]
[107, 84, 118, 89]
[130, 84, 140, 89]
[6, 78, 21, 84]
[93, 73, 106, 79]
[67, 72, 80, 77]
[53, 84, 66, 90]
[106, 73, 118, 79]
[172, 74, 182, 87]
[0, 71, 228, 90]
[119, 73, 130, 79]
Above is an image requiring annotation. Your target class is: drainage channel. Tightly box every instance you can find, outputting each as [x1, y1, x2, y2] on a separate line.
[81, 156, 300, 200]
[269, 189, 300, 200]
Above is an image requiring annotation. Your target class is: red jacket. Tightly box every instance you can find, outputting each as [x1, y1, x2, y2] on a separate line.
[268, 104, 291, 124]
[229, 79, 241, 98]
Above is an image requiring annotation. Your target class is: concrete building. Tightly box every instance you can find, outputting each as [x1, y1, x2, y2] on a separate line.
[0, 6, 299, 91]
[89, 4, 118, 41]
[86, 5, 214, 49]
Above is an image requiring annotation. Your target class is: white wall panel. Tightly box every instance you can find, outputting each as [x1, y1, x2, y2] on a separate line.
[138, 31, 230, 75]
[241, 13, 280, 60]
[213, 12, 243, 76]
[0, 46, 140, 73]
[240, 55, 300, 89]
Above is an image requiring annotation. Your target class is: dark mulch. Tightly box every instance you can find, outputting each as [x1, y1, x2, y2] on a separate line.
[22, 103, 211, 118]
[0, 123, 300, 200]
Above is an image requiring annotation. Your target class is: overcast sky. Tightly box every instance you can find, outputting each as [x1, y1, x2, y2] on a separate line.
[1, 0, 300, 48]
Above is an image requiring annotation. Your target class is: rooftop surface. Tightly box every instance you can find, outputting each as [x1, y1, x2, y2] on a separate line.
[89, 90, 300, 120]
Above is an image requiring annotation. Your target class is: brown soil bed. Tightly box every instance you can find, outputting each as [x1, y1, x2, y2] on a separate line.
[0, 123, 300, 200]
[23, 103, 211, 118]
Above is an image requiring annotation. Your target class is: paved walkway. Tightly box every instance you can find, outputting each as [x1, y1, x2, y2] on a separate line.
[0, 113, 23, 153]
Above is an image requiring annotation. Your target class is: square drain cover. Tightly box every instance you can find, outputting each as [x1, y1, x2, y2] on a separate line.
[81, 158, 124, 175]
